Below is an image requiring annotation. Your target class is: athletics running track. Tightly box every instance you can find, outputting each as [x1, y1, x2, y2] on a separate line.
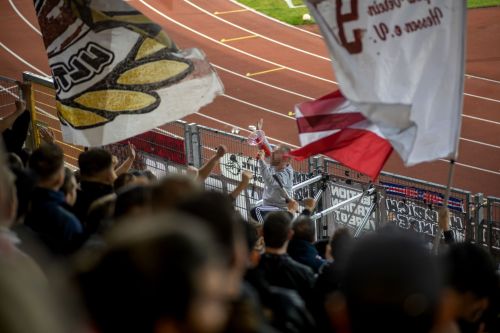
[0, 0, 499, 196]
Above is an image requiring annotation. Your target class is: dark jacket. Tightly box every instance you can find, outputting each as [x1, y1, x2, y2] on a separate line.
[24, 187, 84, 255]
[311, 260, 346, 332]
[73, 180, 113, 229]
[245, 268, 316, 333]
[288, 239, 325, 273]
[2, 110, 30, 164]
[257, 253, 315, 303]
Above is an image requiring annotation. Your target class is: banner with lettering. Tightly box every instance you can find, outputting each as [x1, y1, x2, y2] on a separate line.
[327, 182, 377, 232]
[383, 194, 466, 243]
[326, 181, 466, 242]
[34, 0, 223, 146]
[305, 0, 466, 165]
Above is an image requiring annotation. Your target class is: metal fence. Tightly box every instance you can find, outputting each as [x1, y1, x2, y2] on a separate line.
[484, 197, 500, 253]
[0, 76, 21, 117]
[321, 158, 473, 244]
[194, 124, 320, 219]
[16, 71, 500, 258]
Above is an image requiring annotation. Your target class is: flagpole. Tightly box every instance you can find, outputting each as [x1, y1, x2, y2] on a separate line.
[432, 159, 456, 254]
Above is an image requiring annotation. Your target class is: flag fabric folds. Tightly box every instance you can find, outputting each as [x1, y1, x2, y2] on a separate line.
[305, 0, 466, 166]
[34, 0, 223, 146]
[289, 90, 392, 180]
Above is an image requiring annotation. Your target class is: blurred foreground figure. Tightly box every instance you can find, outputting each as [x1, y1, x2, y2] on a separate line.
[77, 212, 230, 333]
[0, 258, 68, 333]
[441, 243, 499, 333]
[327, 232, 442, 333]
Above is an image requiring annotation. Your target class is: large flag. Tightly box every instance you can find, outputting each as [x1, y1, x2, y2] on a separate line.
[34, 0, 223, 146]
[305, 0, 466, 166]
[289, 90, 392, 180]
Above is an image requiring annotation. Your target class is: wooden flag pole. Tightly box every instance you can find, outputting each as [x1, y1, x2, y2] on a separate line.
[432, 159, 456, 254]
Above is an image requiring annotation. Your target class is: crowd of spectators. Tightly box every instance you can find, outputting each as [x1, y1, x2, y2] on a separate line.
[0, 101, 499, 333]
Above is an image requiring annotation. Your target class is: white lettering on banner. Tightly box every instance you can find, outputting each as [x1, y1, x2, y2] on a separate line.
[220, 153, 264, 187]
[333, 0, 445, 54]
[330, 184, 376, 231]
[329, 183, 466, 241]
[307, 0, 464, 165]
[371, 7, 444, 44]
[385, 198, 465, 241]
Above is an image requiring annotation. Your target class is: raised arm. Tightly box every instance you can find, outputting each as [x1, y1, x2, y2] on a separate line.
[197, 145, 226, 182]
[0, 100, 26, 133]
[115, 142, 136, 176]
[229, 170, 252, 200]
[257, 150, 275, 185]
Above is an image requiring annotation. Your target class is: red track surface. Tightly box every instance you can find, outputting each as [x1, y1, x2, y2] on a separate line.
[0, 0, 499, 196]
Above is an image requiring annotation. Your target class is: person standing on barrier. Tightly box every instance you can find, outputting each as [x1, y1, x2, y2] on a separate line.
[251, 145, 296, 223]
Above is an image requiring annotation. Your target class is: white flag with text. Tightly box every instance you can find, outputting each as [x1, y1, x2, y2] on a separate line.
[306, 0, 466, 165]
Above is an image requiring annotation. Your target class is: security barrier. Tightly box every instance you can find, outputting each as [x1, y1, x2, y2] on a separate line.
[14, 71, 499, 258]
[0, 76, 21, 115]
[484, 197, 500, 252]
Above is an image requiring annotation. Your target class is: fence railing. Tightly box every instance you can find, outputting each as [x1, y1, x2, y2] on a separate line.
[8, 71, 497, 258]
[0, 76, 21, 116]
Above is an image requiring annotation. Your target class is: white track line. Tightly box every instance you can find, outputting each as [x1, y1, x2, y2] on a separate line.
[215, 63, 500, 126]
[213, 64, 313, 100]
[0, 42, 47, 76]
[462, 114, 500, 125]
[9, 2, 497, 148]
[222, 94, 295, 120]
[464, 92, 500, 103]
[461, 138, 500, 150]
[7, 2, 500, 130]
[143, 0, 500, 104]
[184, 0, 330, 61]
[6, 0, 499, 175]
[227, 0, 322, 38]
[440, 159, 500, 176]
[11, 0, 500, 103]
[139, 0, 337, 84]
[193, 112, 300, 148]
[227, 0, 500, 86]
[198, 109, 500, 175]
[465, 74, 500, 84]
[9, 0, 41, 36]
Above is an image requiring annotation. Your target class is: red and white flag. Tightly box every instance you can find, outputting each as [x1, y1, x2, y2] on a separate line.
[305, 0, 466, 166]
[289, 90, 392, 180]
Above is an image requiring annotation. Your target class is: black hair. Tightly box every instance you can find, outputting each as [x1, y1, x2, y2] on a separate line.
[114, 185, 152, 219]
[263, 211, 292, 248]
[176, 191, 244, 266]
[341, 231, 440, 333]
[78, 148, 112, 177]
[292, 215, 315, 243]
[77, 213, 220, 333]
[330, 227, 354, 262]
[113, 173, 134, 192]
[28, 143, 64, 181]
[441, 242, 497, 298]
[151, 174, 200, 210]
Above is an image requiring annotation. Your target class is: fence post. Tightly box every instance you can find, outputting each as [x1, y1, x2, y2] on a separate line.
[464, 193, 471, 242]
[187, 123, 202, 168]
[475, 193, 484, 246]
[24, 81, 40, 149]
[486, 197, 493, 253]
[182, 122, 192, 166]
